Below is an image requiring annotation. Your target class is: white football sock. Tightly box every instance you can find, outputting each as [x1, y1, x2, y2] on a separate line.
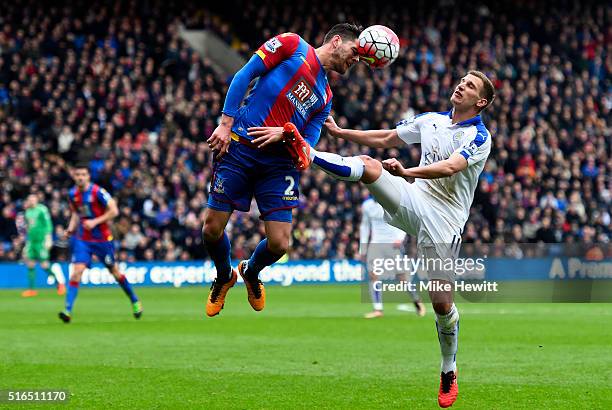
[310, 148, 364, 181]
[51, 263, 66, 285]
[369, 280, 383, 311]
[435, 303, 459, 373]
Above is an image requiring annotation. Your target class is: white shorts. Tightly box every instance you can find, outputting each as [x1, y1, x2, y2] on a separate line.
[366, 171, 463, 281]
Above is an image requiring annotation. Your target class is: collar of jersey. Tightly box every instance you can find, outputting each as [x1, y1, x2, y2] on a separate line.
[312, 51, 326, 76]
[445, 109, 482, 127]
[77, 183, 92, 193]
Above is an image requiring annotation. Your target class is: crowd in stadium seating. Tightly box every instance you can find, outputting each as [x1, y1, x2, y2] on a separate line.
[0, 0, 609, 262]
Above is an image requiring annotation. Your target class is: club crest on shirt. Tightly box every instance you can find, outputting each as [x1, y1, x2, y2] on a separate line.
[452, 131, 464, 143]
[213, 176, 224, 194]
[264, 38, 282, 53]
[287, 77, 319, 117]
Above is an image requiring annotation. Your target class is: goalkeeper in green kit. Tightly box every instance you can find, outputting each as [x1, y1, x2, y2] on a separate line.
[21, 194, 66, 297]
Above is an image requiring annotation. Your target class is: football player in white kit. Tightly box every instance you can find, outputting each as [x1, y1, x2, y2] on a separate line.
[360, 197, 426, 318]
[279, 70, 495, 408]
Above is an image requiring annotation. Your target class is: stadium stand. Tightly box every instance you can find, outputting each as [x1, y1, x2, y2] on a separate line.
[0, 0, 609, 262]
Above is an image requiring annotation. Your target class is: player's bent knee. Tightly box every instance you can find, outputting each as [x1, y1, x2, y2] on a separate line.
[267, 237, 289, 255]
[71, 271, 84, 280]
[70, 267, 85, 283]
[359, 155, 383, 184]
[202, 218, 225, 242]
[432, 302, 453, 316]
[108, 265, 120, 277]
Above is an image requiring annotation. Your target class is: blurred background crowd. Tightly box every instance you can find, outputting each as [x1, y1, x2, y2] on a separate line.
[0, 0, 609, 262]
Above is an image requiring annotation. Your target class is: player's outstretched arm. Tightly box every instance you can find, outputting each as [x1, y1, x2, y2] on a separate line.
[325, 116, 401, 148]
[383, 153, 468, 181]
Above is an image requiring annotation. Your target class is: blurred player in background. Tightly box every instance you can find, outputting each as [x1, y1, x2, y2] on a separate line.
[21, 194, 65, 297]
[278, 71, 495, 408]
[360, 197, 425, 318]
[204, 23, 362, 317]
[58, 165, 142, 323]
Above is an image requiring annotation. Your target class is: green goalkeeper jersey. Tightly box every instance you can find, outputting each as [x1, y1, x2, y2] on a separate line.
[25, 204, 53, 242]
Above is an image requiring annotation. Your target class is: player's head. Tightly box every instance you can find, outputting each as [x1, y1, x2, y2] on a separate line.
[71, 163, 91, 188]
[450, 71, 495, 114]
[24, 193, 38, 209]
[321, 23, 362, 74]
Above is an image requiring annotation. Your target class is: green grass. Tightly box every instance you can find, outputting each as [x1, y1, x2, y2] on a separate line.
[0, 285, 610, 409]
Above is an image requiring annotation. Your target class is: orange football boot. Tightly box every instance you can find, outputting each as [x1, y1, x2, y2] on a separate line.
[438, 369, 458, 408]
[21, 289, 38, 297]
[206, 270, 237, 317]
[364, 310, 384, 319]
[57, 283, 66, 296]
[282, 122, 312, 171]
[237, 260, 265, 311]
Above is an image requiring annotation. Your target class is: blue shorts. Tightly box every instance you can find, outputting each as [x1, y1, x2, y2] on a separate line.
[207, 139, 300, 223]
[72, 239, 116, 268]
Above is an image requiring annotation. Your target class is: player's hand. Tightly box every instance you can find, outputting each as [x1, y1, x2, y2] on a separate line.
[382, 158, 414, 182]
[44, 235, 53, 250]
[247, 126, 284, 148]
[207, 123, 232, 159]
[63, 228, 73, 240]
[324, 116, 342, 137]
[82, 219, 98, 231]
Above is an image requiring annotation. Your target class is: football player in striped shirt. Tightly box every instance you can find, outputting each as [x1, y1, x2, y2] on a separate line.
[204, 23, 362, 317]
[59, 164, 142, 323]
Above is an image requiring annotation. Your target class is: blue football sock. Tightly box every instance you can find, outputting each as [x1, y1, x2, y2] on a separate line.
[65, 281, 80, 313]
[205, 231, 233, 281]
[117, 274, 138, 303]
[247, 239, 283, 278]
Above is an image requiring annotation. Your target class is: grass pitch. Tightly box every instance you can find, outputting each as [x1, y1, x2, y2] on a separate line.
[0, 285, 610, 409]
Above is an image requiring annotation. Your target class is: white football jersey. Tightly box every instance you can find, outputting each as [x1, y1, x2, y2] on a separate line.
[396, 110, 491, 228]
[360, 197, 406, 246]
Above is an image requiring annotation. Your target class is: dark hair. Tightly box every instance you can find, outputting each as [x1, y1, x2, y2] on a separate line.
[468, 70, 496, 111]
[72, 162, 90, 171]
[323, 23, 363, 44]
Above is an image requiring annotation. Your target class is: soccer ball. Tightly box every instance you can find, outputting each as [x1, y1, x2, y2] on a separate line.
[357, 25, 400, 69]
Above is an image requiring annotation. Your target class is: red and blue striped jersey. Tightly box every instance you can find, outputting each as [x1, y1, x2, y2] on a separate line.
[68, 184, 113, 242]
[232, 33, 333, 146]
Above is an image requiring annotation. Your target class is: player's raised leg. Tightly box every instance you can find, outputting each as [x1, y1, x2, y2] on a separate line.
[203, 208, 238, 317]
[283, 122, 365, 179]
[282, 123, 403, 214]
